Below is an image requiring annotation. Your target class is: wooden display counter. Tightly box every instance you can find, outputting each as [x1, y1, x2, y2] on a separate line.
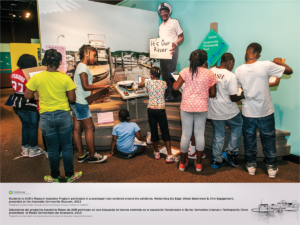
[81, 96, 291, 158]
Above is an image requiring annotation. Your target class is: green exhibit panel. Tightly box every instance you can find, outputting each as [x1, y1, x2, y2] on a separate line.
[0, 44, 12, 88]
[0, 52, 12, 74]
[0, 43, 10, 52]
[198, 29, 229, 67]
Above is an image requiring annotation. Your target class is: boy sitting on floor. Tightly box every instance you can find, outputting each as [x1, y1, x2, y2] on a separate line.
[107, 109, 147, 159]
[235, 43, 293, 178]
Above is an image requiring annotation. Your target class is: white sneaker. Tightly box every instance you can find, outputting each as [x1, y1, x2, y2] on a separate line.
[268, 168, 279, 179]
[146, 132, 152, 144]
[21, 146, 29, 157]
[153, 151, 160, 160]
[88, 152, 107, 163]
[188, 148, 206, 159]
[29, 147, 45, 157]
[165, 155, 175, 164]
[247, 166, 256, 176]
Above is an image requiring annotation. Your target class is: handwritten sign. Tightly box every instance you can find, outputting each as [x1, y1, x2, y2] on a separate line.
[97, 112, 114, 124]
[149, 38, 172, 59]
[198, 29, 229, 67]
[45, 45, 67, 72]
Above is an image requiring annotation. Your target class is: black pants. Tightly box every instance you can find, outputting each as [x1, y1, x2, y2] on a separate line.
[160, 46, 179, 98]
[147, 108, 171, 142]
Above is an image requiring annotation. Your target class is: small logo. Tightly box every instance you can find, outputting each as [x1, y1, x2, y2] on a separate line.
[9, 191, 13, 195]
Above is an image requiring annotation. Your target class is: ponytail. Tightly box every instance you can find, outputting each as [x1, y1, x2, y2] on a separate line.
[42, 49, 62, 69]
[189, 49, 207, 80]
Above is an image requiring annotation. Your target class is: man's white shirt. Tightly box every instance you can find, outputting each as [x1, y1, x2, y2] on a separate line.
[159, 17, 183, 43]
[208, 67, 240, 120]
[235, 61, 285, 118]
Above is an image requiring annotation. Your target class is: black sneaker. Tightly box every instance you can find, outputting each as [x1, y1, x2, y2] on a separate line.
[119, 151, 133, 159]
[78, 151, 89, 163]
[222, 152, 239, 167]
[165, 95, 175, 102]
[88, 152, 107, 163]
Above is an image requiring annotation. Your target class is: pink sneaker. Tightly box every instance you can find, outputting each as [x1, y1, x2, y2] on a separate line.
[165, 155, 175, 164]
[147, 132, 152, 144]
[153, 151, 160, 160]
[194, 160, 202, 172]
[179, 159, 188, 171]
[188, 149, 206, 159]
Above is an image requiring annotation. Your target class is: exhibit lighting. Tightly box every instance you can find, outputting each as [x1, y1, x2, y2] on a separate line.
[26, 12, 30, 18]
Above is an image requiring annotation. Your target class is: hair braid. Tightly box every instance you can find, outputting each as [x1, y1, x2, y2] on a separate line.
[42, 49, 62, 69]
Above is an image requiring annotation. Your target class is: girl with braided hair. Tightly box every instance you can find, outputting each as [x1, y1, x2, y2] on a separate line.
[25, 49, 82, 182]
[173, 49, 217, 172]
[70, 44, 109, 163]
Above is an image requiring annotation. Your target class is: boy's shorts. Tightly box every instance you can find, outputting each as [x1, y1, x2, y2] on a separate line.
[70, 103, 92, 120]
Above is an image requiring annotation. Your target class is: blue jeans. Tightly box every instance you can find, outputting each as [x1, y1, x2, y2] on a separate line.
[212, 113, 243, 162]
[40, 110, 74, 178]
[243, 113, 277, 169]
[15, 110, 39, 148]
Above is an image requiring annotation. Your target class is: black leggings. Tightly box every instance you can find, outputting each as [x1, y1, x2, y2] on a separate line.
[147, 108, 171, 142]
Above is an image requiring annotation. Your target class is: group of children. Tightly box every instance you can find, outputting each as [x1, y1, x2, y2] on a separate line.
[16, 45, 109, 183]
[112, 42, 293, 179]
[12, 42, 292, 182]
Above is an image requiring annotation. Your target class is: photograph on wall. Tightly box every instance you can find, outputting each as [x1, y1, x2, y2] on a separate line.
[38, 0, 157, 105]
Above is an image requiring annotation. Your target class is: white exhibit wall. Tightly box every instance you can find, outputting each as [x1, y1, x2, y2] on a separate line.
[38, 0, 158, 52]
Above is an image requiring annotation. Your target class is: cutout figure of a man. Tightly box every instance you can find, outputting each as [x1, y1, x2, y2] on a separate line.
[158, 3, 184, 101]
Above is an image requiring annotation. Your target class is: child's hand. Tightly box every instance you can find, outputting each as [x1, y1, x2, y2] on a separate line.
[170, 43, 176, 55]
[107, 152, 114, 157]
[273, 58, 282, 64]
[141, 77, 146, 83]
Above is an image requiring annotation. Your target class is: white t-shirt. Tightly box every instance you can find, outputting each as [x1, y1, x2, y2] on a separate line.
[235, 61, 285, 118]
[159, 17, 183, 44]
[208, 67, 240, 120]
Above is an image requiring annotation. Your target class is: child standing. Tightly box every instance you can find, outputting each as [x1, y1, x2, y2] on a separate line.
[25, 49, 81, 183]
[235, 43, 293, 178]
[71, 44, 108, 163]
[173, 50, 217, 172]
[138, 67, 175, 163]
[108, 109, 146, 158]
[208, 53, 244, 169]
[11, 54, 44, 158]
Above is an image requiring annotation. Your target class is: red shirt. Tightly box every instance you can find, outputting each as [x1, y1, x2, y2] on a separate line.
[11, 68, 27, 94]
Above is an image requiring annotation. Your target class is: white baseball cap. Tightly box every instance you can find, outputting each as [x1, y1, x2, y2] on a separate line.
[158, 3, 172, 14]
